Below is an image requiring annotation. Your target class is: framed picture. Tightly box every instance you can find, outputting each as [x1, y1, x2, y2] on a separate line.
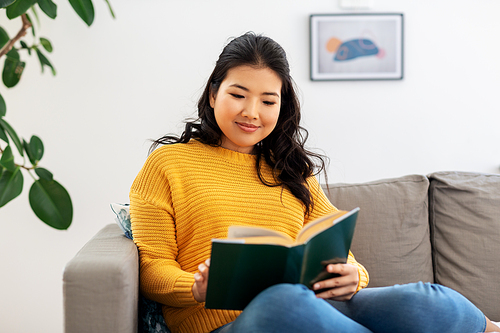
[310, 13, 404, 81]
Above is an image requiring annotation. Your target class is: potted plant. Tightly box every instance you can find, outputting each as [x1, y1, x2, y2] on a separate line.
[0, 0, 113, 229]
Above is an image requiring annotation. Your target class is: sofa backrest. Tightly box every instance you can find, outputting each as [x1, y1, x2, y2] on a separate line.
[324, 174, 434, 288]
[428, 171, 500, 321]
[325, 171, 500, 321]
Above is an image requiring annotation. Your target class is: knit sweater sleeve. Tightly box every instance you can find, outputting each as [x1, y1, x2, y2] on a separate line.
[130, 150, 199, 308]
[305, 176, 369, 291]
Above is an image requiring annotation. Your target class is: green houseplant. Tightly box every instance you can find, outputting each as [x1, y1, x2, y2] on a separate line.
[0, 0, 113, 230]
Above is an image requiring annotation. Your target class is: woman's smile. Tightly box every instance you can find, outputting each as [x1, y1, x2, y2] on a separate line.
[210, 65, 282, 154]
[236, 122, 259, 132]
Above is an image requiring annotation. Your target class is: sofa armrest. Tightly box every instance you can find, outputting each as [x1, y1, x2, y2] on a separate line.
[63, 224, 139, 333]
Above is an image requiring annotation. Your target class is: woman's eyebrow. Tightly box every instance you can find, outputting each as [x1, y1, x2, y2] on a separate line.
[229, 84, 279, 98]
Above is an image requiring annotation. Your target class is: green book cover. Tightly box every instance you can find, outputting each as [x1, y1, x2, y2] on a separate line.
[205, 207, 359, 310]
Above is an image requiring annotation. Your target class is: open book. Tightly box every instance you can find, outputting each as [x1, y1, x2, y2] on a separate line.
[205, 207, 360, 310]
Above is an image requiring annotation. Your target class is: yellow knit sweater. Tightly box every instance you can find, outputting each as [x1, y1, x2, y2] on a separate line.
[130, 139, 369, 333]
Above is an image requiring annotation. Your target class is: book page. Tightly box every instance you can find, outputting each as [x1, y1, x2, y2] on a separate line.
[296, 210, 350, 244]
[211, 226, 295, 246]
[228, 225, 293, 241]
[235, 236, 294, 246]
[212, 237, 291, 246]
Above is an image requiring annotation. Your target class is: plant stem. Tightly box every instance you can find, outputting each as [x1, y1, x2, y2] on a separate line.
[0, 143, 35, 171]
[20, 164, 34, 171]
[0, 14, 32, 58]
[26, 168, 37, 181]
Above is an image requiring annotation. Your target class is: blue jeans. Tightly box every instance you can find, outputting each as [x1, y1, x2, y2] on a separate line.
[212, 282, 486, 333]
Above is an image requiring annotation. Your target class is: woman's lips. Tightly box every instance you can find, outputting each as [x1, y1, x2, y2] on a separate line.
[236, 122, 259, 133]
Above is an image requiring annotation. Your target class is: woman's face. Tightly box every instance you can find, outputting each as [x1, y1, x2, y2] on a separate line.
[210, 65, 282, 154]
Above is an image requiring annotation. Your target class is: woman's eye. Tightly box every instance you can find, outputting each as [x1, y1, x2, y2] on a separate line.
[230, 94, 244, 99]
[263, 101, 276, 106]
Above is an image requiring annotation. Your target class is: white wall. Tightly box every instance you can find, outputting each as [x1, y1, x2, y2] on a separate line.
[1, 0, 499, 331]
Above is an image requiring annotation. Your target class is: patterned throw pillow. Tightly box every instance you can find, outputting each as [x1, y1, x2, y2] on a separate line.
[110, 203, 133, 240]
[139, 295, 170, 333]
[110, 203, 171, 333]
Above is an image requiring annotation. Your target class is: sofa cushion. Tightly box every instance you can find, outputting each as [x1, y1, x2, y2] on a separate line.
[324, 175, 433, 288]
[428, 171, 500, 321]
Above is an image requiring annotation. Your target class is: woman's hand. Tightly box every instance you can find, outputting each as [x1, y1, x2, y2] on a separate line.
[192, 259, 210, 302]
[313, 263, 359, 301]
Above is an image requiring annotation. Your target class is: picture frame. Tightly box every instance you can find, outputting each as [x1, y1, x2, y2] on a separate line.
[310, 13, 404, 81]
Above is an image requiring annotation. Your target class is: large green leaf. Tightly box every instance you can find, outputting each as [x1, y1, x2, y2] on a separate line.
[0, 145, 16, 171]
[6, 0, 38, 19]
[29, 178, 73, 229]
[0, 118, 23, 156]
[0, 166, 23, 208]
[35, 48, 56, 75]
[0, 0, 17, 9]
[0, 92, 6, 117]
[68, 0, 94, 26]
[37, 0, 56, 19]
[6, 48, 20, 60]
[3, 56, 26, 88]
[0, 26, 9, 49]
[29, 135, 43, 161]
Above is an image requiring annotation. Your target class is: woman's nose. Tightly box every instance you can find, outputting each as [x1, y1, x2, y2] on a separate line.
[242, 100, 259, 119]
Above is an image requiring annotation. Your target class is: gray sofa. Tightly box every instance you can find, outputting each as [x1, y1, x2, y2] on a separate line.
[63, 171, 500, 332]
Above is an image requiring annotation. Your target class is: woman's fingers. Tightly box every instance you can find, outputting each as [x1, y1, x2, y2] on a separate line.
[192, 259, 211, 302]
[313, 264, 359, 301]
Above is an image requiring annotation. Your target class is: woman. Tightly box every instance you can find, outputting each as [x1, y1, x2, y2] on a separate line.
[130, 32, 499, 333]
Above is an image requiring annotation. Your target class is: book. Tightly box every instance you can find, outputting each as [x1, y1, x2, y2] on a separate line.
[204, 207, 360, 310]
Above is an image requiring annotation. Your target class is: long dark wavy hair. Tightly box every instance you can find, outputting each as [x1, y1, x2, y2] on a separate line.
[151, 32, 328, 215]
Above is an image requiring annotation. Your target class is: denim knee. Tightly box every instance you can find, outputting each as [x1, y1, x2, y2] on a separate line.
[230, 284, 316, 332]
[256, 283, 311, 303]
[379, 282, 465, 313]
[396, 282, 486, 332]
[349, 282, 487, 333]
[230, 283, 373, 333]
[392, 282, 468, 308]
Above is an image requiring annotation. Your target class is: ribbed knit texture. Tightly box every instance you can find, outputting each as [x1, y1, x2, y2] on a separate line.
[130, 139, 369, 333]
